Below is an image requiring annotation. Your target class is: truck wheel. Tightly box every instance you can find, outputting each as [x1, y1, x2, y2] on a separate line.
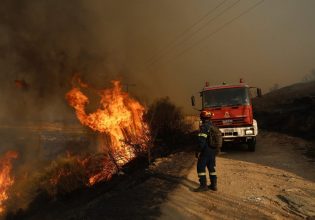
[248, 138, 256, 152]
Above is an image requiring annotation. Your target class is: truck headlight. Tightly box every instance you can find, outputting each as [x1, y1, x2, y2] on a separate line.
[245, 129, 254, 135]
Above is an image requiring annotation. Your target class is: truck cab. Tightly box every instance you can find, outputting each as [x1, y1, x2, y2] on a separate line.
[192, 82, 261, 151]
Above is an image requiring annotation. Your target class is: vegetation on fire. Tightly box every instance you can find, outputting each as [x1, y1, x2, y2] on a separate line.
[31, 97, 192, 198]
[0, 151, 18, 214]
[2, 95, 194, 216]
[4, 92, 193, 218]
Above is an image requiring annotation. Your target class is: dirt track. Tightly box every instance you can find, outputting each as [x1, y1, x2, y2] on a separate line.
[66, 130, 315, 220]
[159, 131, 315, 220]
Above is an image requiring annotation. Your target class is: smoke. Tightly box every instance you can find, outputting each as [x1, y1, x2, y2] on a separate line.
[0, 0, 129, 122]
[2, 0, 315, 120]
[1, 0, 202, 124]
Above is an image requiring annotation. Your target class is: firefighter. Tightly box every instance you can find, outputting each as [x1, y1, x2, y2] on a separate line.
[194, 111, 222, 192]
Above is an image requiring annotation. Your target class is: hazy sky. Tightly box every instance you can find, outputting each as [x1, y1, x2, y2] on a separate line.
[119, 0, 315, 112]
[1, 0, 315, 118]
[86, 0, 315, 112]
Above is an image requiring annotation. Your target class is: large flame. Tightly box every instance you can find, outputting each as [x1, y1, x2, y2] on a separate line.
[0, 151, 18, 214]
[66, 77, 150, 185]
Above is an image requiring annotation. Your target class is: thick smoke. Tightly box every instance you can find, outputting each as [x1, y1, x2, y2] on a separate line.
[0, 0, 131, 123]
[2, 0, 315, 120]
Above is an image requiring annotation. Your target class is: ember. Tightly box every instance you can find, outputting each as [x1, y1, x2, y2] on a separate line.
[0, 151, 18, 214]
[66, 77, 150, 184]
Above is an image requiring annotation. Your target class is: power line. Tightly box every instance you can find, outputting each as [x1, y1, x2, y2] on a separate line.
[162, 0, 265, 66]
[144, 0, 228, 66]
[146, 0, 241, 68]
[146, 0, 240, 68]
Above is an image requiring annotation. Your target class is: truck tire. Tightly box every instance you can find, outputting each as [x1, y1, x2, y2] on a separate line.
[248, 138, 256, 152]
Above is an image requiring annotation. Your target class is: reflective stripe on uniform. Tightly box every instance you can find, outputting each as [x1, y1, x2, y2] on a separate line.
[198, 172, 206, 176]
[198, 133, 208, 138]
[209, 172, 217, 176]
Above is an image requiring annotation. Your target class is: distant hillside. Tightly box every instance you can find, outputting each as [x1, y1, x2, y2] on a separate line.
[253, 81, 315, 140]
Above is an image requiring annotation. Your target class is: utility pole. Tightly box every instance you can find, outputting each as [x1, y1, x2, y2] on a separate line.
[122, 83, 136, 93]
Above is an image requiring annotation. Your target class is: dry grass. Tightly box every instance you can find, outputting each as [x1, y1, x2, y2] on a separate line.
[36, 154, 89, 197]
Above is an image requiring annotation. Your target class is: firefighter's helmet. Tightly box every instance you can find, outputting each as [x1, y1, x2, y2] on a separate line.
[200, 111, 213, 119]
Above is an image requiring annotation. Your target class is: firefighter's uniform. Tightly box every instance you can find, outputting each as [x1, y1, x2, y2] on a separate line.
[195, 119, 218, 191]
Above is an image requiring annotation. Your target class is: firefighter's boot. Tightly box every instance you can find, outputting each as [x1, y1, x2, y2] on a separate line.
[194, 175, 208, 192]
[194, 184, 208, 192]
[209, 176, 217, 191]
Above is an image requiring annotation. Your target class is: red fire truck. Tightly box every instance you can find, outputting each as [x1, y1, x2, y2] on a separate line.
[191, 80, 262, 151]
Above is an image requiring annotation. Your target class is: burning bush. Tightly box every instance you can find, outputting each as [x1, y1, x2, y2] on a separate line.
[7, 153, 118, 205]
[0, 151, 18, 214]
[29, 152, 118, 198]
[36, 154, 89, 197]
[1, 77, 151, 216]
[0, 84, 194, 217]
[66, 77, 149, 156]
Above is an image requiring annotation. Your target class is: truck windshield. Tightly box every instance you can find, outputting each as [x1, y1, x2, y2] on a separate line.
[203, 87, 250, 108]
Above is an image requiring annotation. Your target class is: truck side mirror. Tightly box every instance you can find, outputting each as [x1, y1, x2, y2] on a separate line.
[257, 88, 262, 97]
[191, 96, 195, 106]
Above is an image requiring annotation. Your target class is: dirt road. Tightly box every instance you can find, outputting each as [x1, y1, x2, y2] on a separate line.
[159, 131, 315, 220]
[13, 130, 315, 220]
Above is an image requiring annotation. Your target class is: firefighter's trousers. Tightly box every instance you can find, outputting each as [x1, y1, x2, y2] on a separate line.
[197, 148, 216, 186]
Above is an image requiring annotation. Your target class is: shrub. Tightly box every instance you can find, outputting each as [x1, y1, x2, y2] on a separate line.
[145, 97, 191, 146]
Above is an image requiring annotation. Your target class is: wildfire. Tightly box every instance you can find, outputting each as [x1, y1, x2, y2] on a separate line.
[0, 151, 18, 214]
[66, 77, 150, 185]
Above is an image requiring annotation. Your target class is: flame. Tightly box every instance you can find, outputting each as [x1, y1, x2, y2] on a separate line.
[0, 151, 18, 214]
[66, 77, 150, 184]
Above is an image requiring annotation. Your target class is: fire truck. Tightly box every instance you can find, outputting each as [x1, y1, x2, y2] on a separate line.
[191, 80, 262, 152]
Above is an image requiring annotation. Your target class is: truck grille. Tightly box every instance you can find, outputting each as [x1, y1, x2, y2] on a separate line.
[222, 132, 238, 137]
[212, 117, 246, 127]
